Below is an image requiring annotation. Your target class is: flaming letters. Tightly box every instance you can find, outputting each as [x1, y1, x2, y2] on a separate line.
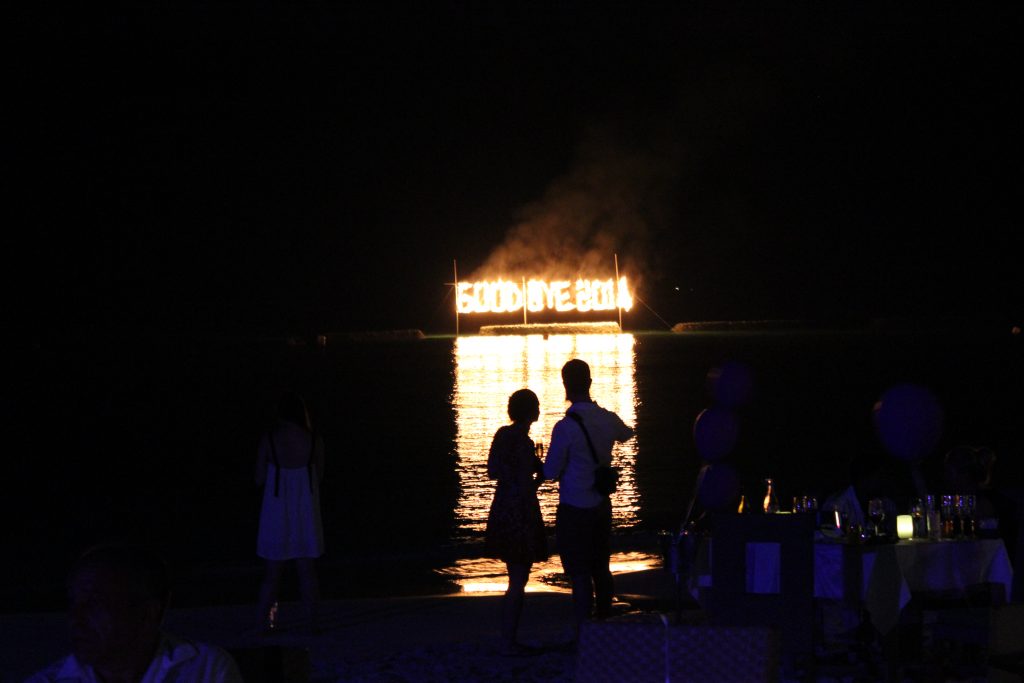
[456, 278, 633, 315]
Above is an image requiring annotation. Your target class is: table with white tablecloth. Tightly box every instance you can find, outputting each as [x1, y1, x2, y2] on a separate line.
[816, 538, 1013, 634]
[691, 537, 1014, 635]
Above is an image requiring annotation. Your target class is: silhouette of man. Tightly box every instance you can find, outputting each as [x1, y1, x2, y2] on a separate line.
[26, 542, 242, 683]
[543, 358, 634, 630]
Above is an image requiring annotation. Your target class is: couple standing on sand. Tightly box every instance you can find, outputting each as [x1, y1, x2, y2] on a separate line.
[484, 358, 635, 656]
[249, 359, 633, 650]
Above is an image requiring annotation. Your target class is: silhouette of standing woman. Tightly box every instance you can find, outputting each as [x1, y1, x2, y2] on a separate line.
[254, 392, 325, 633]
[485, 388, 549, 655]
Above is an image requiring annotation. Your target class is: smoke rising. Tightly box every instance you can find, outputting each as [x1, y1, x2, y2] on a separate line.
[470, 119, 680, 288]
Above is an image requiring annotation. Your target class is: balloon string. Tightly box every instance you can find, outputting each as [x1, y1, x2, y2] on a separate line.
[680, 464, 708, 534]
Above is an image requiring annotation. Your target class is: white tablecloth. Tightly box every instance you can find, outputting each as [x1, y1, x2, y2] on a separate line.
[693, 537, 1014, 635]
[816, 538, 1013, 634]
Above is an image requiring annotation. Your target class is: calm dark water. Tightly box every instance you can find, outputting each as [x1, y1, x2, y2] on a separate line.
[6, 326, 1022, 612]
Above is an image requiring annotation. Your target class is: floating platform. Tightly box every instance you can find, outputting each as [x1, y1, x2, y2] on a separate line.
[478, 321, 622, 336]
[671, 320, 813, 333]
[318, 329, 426, 344]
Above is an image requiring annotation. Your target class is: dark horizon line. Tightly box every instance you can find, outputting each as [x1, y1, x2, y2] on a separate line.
[16, 313, 1022, 347]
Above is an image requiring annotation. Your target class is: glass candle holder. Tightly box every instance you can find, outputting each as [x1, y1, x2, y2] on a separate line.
[896, 514, 914, 540]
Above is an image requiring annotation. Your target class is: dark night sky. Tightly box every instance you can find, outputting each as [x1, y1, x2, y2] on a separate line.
[9, 3, 1023, 336]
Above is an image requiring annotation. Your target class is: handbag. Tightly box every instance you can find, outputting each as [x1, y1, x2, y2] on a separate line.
[567, 412, 619, 496]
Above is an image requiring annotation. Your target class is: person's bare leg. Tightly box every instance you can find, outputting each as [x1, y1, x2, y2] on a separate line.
[501, 563, 530, 652]
[257, 560, 285, 631]
[296, 557, 321, 633]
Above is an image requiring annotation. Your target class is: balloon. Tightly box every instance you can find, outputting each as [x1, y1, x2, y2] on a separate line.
[697, 462, 742, 513]
[693, 406, 739, 462]
[706, 360, 754, 408]
[873, 383, 944, 462]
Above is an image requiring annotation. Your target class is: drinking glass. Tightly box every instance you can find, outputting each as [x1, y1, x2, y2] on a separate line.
[961, 494, 977, 538]
[868, 498, 886, 537]
[952, 494, 965, 537]
[941, 494, 955, 538]
[831, 508, 849, 536]
[911, 498, 926, 539]
[925, 494, 942, 540]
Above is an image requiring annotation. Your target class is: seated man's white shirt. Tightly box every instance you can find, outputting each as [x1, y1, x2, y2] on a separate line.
[25, 632, 243, 683]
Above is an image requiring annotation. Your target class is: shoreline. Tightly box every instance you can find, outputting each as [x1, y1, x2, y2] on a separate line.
[0, 530, 670, 616]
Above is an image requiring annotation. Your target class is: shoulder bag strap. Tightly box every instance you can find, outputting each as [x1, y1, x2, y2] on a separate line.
[567, 411, 601, 465]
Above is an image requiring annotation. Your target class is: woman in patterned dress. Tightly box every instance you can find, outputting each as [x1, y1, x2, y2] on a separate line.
[485, 388, 549, 655]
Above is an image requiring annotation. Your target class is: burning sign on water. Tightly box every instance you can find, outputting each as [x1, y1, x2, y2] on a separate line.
[456, 277, 633, 315]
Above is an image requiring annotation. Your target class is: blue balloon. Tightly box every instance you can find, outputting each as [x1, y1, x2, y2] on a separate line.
[697, 462, 742, 513]
[693, 406, 739, 462]
[873, 383, 944, 462]
[706, 360, 754, 408]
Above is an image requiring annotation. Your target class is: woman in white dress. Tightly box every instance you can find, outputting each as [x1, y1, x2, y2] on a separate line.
[254, 392, 325, 633]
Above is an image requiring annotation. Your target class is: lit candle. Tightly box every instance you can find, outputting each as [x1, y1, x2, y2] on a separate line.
[897, 514, 914, 540]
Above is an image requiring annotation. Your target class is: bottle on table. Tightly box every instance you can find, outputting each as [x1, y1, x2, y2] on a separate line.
[911, 498, 927, 539]
[961, 494, 977, 538]
[763, 478, 779, 514]
[925, 494, 942, 540]
[942, 494, 956, 538]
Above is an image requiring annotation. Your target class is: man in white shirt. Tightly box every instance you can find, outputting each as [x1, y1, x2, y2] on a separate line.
[543, 358, 634, 630]
[26, 543, 242, 683]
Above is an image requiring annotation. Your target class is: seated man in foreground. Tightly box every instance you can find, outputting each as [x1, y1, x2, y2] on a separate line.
[26, 542, 242, 683]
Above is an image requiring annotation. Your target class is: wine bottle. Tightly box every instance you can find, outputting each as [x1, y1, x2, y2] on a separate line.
[763, 478, 779, 514]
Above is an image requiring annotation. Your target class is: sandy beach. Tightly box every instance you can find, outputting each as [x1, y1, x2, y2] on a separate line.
[2, 568, 681, 683]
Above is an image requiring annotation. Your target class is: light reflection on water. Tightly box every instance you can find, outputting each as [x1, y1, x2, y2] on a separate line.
[446, 332, 654, 592]
[438, 551, 664, 594]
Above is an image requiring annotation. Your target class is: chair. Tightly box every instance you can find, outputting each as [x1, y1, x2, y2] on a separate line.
[226, 645, 311, 683]
[926, 603, 1024, 681]
[920, 489, 1024, 680]
[1006, 488, 1024, 604]
[575, 613, 780, 683]
[706, 512, 816, 680]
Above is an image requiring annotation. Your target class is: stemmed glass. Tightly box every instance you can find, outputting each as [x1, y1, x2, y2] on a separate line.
[830, 508, 849, 537]
[868, 498, 886, 538]
[941, 494, 956, 538]
[952, 495, 964, 537]
[961, 494, 977, 537]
